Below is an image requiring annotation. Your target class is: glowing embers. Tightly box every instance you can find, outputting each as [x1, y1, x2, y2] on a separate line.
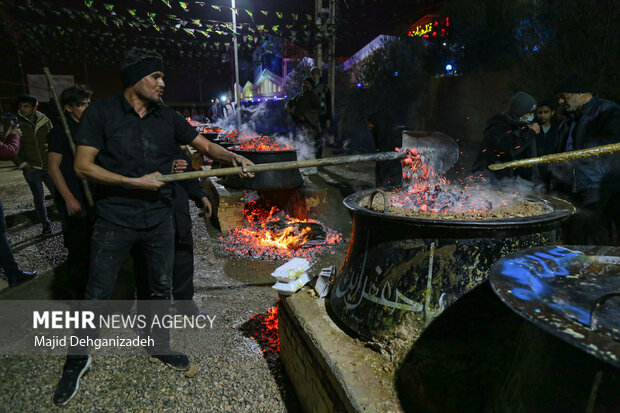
[249, 302, 280, 353]
[219, 197, 342, 260]
[232, 136, 294, 152]
[370, 148, 549, 220]
[202, 127, 223, 134]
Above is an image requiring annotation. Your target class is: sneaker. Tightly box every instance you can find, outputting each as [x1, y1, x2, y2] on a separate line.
[149, 350, 190, 371]
[52, 356, 92, 406]
[41, 226, 53, 236]
[8, 270, 37, 287]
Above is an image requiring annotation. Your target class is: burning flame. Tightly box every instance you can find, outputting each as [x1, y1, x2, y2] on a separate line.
[219, 197, 342, 260]
[202, 127, 223, 134]
[260, 226, 312, 250]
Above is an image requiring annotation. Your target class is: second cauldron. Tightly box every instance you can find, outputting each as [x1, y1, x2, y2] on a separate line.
[327, 188, 574, 362]
[223, 148, 303, 190]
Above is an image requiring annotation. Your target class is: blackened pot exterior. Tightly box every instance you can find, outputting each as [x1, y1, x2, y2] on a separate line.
[223, 149, 303, 190]
[328, 189, 574, 361]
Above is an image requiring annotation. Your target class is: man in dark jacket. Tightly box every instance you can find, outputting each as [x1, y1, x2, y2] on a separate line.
[367, 109, 404, 187]
[1, 123, 37, 287]
[13, 95, 55, 235]
[552, 75, 620, 245]
[285, 77, 322, 162]
[47, 85, 94, 299]
[472, 91, 541, 185]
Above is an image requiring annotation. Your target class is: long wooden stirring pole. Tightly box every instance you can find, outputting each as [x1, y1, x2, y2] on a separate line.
[488, 143, 620, 171]
[158, 151, 407, 183]
[43, 67, 95, 208]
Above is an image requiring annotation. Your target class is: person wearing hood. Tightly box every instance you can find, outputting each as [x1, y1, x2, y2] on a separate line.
[472, 91, 541, 184]
[13, 94, 55, 235]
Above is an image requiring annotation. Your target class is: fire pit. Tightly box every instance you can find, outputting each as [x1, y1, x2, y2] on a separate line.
[328, 187, 574, 361]
[223, 136, 303, 190]
[219, 197, 342, 261]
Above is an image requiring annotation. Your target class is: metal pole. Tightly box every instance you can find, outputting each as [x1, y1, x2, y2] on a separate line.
[231, 0, 241, 127]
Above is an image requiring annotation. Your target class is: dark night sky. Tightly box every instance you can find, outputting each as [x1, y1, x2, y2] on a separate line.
[0, 0, 440, 102]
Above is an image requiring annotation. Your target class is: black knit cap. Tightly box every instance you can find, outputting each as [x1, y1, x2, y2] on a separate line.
[121, 48, 164, 87]
[554, 74, 592, 94]
[507, 91, 537, 117]
[302, 76, 314, 85]
[17, 95, 37, 105]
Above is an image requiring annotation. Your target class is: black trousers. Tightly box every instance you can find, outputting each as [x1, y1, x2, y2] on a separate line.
[57, 204, 93, 299]
[134, 215, 195, 307]
[0, 199, 20, 283]
[69, 215, 175, 358]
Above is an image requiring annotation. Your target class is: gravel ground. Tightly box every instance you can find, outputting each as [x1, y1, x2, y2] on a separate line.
[0, 158, 375, 412]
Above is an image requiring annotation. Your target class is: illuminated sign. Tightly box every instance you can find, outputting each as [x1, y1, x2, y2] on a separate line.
[408, 15, 449, 38]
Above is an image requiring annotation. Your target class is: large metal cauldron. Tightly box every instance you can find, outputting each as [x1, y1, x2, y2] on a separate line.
[224, 149, 303, 190]
[328, 189, 574, 361]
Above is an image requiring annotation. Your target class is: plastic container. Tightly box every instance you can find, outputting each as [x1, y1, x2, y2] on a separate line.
[271, 258, 311, 282]
[273, 271, 312, 295]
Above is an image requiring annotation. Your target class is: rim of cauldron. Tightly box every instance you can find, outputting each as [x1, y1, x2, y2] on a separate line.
[343, 188, 575, 229]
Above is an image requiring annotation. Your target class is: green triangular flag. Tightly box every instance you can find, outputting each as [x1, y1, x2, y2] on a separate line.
[261, 10, 268, 16]
[161, 0, 172, 8]
[211, 5, 221, 11]
[276, 12, 283, 19]
[179, 2, 189, 12]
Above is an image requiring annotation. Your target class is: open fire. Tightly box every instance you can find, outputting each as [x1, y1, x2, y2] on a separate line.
[219, 197, 342, 261]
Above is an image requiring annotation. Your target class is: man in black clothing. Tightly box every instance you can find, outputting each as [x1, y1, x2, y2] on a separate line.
[47, 85, 93, 299]
[472, 91, 541, 185]
[552, 75, 620, 245]
[367, 109, 404, 187]
[53, 48, 253, 406]
[285, 77, 322, 164]
[134, 148, 211, 316]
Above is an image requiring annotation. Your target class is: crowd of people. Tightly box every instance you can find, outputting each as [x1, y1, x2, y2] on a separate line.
[472, 75, 620, 245]
[0, 45, 618, 406]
